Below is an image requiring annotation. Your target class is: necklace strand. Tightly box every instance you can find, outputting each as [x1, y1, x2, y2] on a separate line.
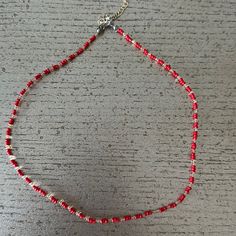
[4, 2, 198, 225]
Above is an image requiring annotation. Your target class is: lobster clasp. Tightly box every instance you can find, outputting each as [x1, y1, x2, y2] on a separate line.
[97, 14, 114, 34]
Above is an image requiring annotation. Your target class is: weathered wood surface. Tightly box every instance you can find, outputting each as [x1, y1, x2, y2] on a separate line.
[0, 0, 235, 235]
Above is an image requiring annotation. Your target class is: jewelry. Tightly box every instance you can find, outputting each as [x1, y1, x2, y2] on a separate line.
[4, 0, 198, 224]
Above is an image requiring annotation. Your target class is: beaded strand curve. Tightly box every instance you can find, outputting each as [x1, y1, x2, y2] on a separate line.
[4, 25, 198, 224]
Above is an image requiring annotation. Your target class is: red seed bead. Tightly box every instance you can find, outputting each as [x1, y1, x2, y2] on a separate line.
[185, 86, 192, 93]
[10, 159, 18, 167]
[149, 54, 157, 61]
[37, 187, 42, 193]
[61, 201, 69, 209]
[6, 128, 12, 135]
[6, 149, 13, 155]
[20, 88, 26, 96]
[68, 54, 76, 60]
[15, 99, 21, 107]
[125, 34, 133, 43]
[88, 218, 96, 224]
[5, 139, 11, 146]
[135, 213, 143, 219]
[43, 68, 51, 75]
[77, 48, 84, 55]
[35, 73, 42, 80]
[50, 196, 58, 204]
[193, 131, 198, 140]
[25, 177, 32, 184]
[192, 113, 198, 119]
[178, 78, 186, 86]
[144, 210, 153, 216]
[168, 202, 177, 208]
[189, 176, 195, 184]
[90, 35, 96, 43]
[134, 42, 142, 50]
[39, 189, 47, 197]
[124, 215, 132, 221]
[143, 48, 149, 56]
[112, 217, 121, 223]
[189, 92, 196, 100]
[117, 28, 124, 36]
[60, 59, 68, 66]
[89, 35, 96, 43]
[157, 59, 164, 66]
[12, 109, 17, 116]
[27, 80, 34, 87]
[17, 169, 24, 177]
[36, 188, 47, 196]
[191, 165, 196, 173]
[9, 118, 15, 125]
[185, 186, 192, 194]
[100, 218, 109, 224]
[69, 207, 76, 214]
[192, 102, 198, 110]
[171, 70, 179, 78]
[191, 142, 197, 150]
[193, 122, 198, 128]
[190, 152, 196, 160]
[52, 64, 60, 70]
[159, 206, 167, 212]
[77, 212, 86, 219]
[32, 185, 40, 192]
[164, 64, 171, 71]
[178, 194, 186, 202]
[84, 41, 90, 49]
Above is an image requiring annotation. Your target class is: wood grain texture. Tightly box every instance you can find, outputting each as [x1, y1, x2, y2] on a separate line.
[0, 0, 235, 235]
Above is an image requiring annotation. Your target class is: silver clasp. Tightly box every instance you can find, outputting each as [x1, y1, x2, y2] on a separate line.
[97, 14, 114, 34]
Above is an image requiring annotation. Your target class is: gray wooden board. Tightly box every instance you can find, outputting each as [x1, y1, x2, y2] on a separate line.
[0, 0, 235, 235]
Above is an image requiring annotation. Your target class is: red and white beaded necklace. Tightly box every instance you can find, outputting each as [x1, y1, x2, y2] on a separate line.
[4, 0, 198, 224]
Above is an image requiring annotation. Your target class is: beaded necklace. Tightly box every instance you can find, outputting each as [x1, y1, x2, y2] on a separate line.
[5, 0, 198, 224]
